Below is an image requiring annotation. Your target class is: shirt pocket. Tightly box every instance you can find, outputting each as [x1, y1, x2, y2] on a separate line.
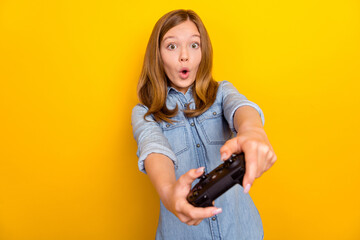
[196, 104, 232, 145]
[160, 119, 189, 156]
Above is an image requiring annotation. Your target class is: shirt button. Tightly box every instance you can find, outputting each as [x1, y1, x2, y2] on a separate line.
[166, 124, 170, 128]
[213, 112, 217, 115]
[184, 103, 188, 108]
[196, 144, 200, 148]
[190, 122, 195, 126]
[212, 217, 216, 221]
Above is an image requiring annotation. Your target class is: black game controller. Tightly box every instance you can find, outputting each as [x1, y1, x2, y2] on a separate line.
[187, 153, 246, 207]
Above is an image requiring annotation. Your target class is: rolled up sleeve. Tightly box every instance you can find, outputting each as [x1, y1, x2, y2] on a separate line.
[131, 104, 177, 174]
[221, 81, 265, 132]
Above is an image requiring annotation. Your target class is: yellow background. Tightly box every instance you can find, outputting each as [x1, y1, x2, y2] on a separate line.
[1, 0, 359, 239]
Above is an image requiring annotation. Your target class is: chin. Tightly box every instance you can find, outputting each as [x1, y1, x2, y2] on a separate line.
[180, 79, 195, 87]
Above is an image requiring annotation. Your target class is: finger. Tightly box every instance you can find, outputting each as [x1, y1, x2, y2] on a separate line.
[242, 145, 258, 193]
[272, 152, 277, 165]
[186, 218, 203, 226]
[256, 145, 269, 177]
[178, 167, 205, 186]
[186, 219, 199, 226]
[176, 213, 190, 224]
[263, 150, 272, 172]
[193, 219, 202, 226]
[220, 138, 242, 161]
[267, 151, 277, 171]
[183, 204, 222, 220]
[264, 149, 275, 171]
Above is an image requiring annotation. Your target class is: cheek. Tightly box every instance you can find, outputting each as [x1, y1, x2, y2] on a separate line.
[195, 53, 202, 69]
[162, 61, 173, 77]
[160, 54, 170, 74]
[195, 50, 202, 63]
[161, 54, 175, 70]
[161, 59, 176, 81]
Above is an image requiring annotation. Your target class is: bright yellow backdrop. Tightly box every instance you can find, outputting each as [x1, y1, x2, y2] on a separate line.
[1, 0, 359, 239]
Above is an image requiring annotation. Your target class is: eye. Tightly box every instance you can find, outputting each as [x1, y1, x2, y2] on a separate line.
[191, 42, 200, 49]
[167, 44, 177, 50]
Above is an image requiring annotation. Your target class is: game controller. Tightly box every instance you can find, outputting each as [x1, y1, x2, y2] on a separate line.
[187, 153, 246, 207]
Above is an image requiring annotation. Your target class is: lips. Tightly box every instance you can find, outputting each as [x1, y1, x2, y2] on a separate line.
[179, 67, 190, 79]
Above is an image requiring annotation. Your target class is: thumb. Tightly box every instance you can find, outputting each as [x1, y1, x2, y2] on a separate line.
[179, 167, 205, 186]
[220, 138, 242, 161]
[242, 153, 257, 194]
[243, 162, 257, 193]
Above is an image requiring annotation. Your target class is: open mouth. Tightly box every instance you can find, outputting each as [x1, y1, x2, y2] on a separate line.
[179, 68, 190, 79]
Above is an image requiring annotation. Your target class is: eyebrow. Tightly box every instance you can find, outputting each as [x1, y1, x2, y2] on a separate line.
[162, 34, 200, 42]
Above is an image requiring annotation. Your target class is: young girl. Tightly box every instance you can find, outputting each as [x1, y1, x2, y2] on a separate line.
[131, 9, 276, 239]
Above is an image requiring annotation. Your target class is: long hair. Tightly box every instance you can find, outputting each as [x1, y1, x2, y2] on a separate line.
[137, 9, 218, 123]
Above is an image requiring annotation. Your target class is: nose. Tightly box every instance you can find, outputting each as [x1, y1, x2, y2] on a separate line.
[180, 56, 188, 62]
[179, 47, 189, 62]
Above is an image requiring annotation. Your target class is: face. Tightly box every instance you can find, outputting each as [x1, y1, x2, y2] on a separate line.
[160, 20, 201, 94]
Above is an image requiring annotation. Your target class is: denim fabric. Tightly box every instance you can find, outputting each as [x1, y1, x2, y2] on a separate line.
[131, 80, 265, 240]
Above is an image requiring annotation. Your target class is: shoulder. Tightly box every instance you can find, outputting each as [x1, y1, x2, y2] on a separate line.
[217, 80, 243, 96]
[216, 80, 235, 93]
[217, 80, 235, 90]
[132, 103, 148, 114]
[131, 104, 154, 123]
[213, 80, 235, 99]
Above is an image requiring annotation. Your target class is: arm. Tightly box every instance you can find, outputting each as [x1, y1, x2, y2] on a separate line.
[144, 153, 222, 226]
[132, 105, 221, 226]
[220, 106, 277, 193]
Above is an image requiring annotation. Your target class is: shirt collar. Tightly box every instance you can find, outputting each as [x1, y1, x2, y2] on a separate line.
[167, 85, 194, 96]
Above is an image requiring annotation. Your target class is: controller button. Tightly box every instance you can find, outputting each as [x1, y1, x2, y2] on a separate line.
[196, 144, 200, 148]
[211, 174, 217, 179]
[193, 191, 199, 196]
[198, 186, 202, 190]
[203, 195, 208, 199]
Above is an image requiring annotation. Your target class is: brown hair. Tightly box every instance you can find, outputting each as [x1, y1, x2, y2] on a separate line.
[137, 9, 218, 123]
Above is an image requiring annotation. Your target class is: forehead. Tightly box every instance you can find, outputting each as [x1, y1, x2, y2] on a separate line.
[162, 20, 200, 41]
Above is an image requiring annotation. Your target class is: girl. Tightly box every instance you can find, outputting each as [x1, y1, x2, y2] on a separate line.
[131, 9, 276, 240]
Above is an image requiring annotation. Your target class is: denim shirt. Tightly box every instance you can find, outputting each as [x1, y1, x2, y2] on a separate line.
[131, 80, 265, 240]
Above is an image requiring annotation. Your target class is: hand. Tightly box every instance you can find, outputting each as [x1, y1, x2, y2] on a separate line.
[219, 126, 277, 193]
[162, 167, 222, 226]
